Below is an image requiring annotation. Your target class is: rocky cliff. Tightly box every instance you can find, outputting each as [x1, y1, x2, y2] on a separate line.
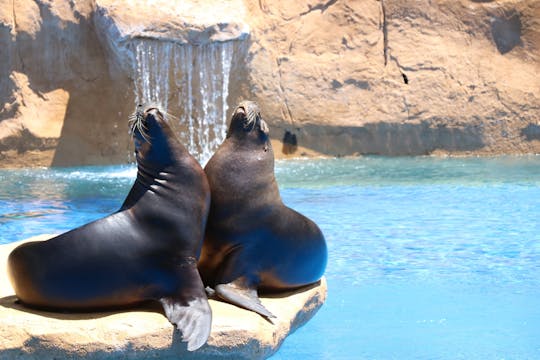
[1, 0, 539, 167]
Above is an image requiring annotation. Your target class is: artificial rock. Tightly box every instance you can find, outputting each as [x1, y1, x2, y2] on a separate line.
[0, 0, 539, 167]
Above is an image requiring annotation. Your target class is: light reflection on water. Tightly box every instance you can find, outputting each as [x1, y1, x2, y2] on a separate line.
[0, 156, 539, 359]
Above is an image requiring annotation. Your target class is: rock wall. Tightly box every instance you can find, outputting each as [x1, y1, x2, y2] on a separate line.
[0, 0, 133, 167]
[243, 0, 540, 156]
[1, 0, 539, 167]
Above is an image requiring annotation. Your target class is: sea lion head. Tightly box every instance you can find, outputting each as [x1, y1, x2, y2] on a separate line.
[128, 104, 176, 164]
[227, 101, 270, 142]
[129, 104, 164, 143]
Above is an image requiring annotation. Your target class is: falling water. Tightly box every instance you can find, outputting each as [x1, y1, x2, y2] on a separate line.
[130, 39, 236, 165]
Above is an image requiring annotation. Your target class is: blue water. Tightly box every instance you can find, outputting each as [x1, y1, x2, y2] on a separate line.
[1, 157, 539, 359]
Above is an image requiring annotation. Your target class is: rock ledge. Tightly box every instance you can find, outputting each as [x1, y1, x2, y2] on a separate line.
[0, 236, 327, 359]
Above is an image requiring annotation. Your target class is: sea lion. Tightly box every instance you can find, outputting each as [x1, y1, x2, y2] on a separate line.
[198, 100, 328, 318]
[7, 105, 212, 351]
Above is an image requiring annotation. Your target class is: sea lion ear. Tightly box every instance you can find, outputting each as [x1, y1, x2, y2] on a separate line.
[259, 118, 269, 135]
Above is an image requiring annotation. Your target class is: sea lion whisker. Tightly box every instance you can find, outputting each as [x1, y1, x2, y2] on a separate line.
[128, 109, 152, 143]
[137, 121, 151, 143]
[243, 109, 256, 131]
[161, 110, 180, 121]
[236, 101, 261, 132]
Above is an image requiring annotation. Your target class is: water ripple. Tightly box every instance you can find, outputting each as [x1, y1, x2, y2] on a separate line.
[1, 157, 539, 358]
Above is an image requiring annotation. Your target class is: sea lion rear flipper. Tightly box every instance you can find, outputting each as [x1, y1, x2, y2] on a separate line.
[215, 280, 276, 319]
[160, 294, 211, 351]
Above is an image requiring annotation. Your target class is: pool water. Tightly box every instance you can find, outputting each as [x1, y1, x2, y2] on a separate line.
[1, 157, 539, 359]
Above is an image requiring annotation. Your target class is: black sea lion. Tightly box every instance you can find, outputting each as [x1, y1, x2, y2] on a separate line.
[7, 106, 212, 351]
[198, 100, 328, 318]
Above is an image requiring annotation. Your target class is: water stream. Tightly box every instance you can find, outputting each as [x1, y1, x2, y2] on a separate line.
[130, 39, 236, 165]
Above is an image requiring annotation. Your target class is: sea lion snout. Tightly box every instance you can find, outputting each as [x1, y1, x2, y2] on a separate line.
[234, 106, 246, 116]
[230, 101, 269, 135]
[145, 107, 162, 118]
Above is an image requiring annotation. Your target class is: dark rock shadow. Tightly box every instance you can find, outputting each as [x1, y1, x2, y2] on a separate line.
[280, 120, 485, 156]
[259, 280, 322, 299]
[521, 123, 540, 141]
[0, 21, 16, 122]
[0, 294, 164, 321]
[491, 11, 523, 54]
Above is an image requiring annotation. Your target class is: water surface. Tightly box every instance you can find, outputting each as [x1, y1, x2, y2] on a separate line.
[1, 156, 539, 359]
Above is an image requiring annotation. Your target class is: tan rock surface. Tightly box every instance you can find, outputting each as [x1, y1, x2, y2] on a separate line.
[2, 72, 68, 138]
[1, 0, 539, 167]
[243, 0, 540, 156]
[0, 235, 327, 359]
[0, 0, 133, 168]
[94, 0, 250, 73]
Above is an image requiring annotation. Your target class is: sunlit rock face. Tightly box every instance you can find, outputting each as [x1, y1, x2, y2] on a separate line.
[0, 0, 131, 167]
[242, 0, 540, 157]
[0, 0, 539, 167]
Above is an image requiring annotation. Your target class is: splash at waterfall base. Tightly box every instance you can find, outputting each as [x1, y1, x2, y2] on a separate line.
[0, 236, 327, 360]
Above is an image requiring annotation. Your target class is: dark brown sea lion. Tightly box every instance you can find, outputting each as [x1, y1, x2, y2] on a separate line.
[7, 105, 212, 351]
[198, 100, 328, 318]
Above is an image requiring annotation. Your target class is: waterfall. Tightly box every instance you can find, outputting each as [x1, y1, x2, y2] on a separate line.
[130, 39, 236, 165]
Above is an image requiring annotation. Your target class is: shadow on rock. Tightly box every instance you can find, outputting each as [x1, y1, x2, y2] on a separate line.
[521, 123, 540, 141]
[0, 295, 165, 321]
[295, 120, 485, 156]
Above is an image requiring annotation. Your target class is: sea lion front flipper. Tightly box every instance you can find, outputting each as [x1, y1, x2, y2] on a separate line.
[159, 262, 212, 351]
[160, 295, 211, 351]
[215, 279, 276, 319]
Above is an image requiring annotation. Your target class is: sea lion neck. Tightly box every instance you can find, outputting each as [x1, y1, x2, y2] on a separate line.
[123, 107, 207, 210]
[204, 138, 280, 214]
